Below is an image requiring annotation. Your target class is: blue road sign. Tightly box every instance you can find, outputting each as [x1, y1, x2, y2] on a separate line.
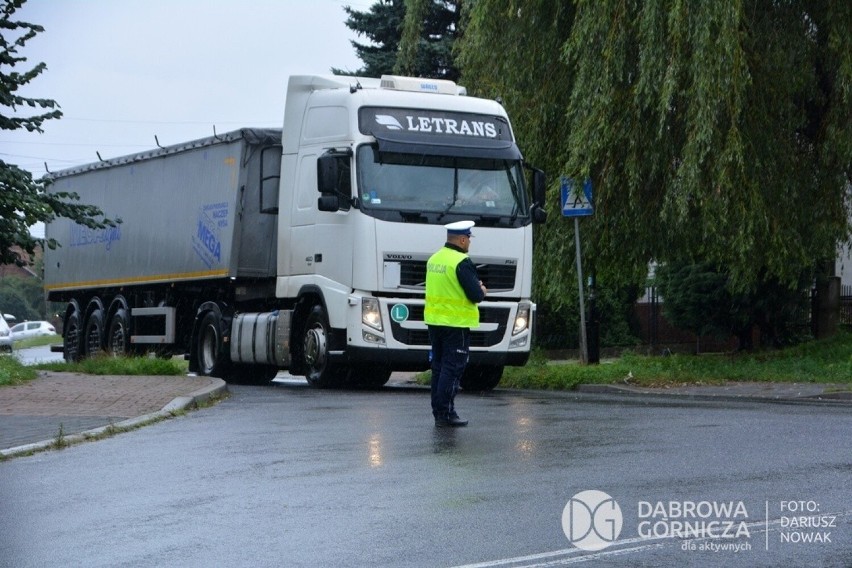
[561, 177, 594, 217]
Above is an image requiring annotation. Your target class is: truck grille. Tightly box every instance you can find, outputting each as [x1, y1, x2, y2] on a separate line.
[389, 305, 510, 347]
[399, 260, 516, 291]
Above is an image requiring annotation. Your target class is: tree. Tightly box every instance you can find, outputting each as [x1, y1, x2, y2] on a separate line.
[0, 0, 117, 266]
[457, 1, 852, 347]
[655, 262, 750, 348]
[560, 1, 852, 292]
[334, 0, 405, 76]
[0, 275, 44, 321]
[655, 261, 812, 350]
[394, 0, 461, 80]
[456, 1, 646, 347]
[335, 0, 461, 80]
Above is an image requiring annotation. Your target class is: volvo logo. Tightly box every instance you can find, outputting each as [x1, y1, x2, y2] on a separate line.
[385, 254, 413, 260]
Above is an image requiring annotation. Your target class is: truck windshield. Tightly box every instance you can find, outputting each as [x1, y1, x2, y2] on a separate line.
[355, 145, 530, 227]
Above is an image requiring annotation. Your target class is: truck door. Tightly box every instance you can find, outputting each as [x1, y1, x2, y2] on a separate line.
[290, 152, 317, 276]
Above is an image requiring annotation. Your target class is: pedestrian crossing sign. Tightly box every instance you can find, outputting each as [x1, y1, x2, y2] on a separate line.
[561, 176, 594, 217]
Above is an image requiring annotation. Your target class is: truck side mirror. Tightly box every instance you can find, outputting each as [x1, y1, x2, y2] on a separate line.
[317, 154, 339, 194]
[317, 149, 353, 211]
[318, 195, 340, 212]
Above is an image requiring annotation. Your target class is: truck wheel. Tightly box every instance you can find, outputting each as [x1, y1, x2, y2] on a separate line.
[460, 365, 504, 392]
[64, 310, 82, 363]
[108, 309, 129, 357]
[84, 308, 105, 357]
[302, 305, 346, 388]
[196, 311, 230, 378]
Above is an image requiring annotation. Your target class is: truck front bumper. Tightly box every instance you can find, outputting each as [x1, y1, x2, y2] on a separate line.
[338, 345, 530, 372]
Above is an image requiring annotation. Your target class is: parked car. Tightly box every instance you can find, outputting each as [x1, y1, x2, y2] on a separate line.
[0, 317, 12, 353]
[10, 320, 57, 341]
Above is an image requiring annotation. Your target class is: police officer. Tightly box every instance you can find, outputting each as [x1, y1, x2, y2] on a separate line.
[425, 220, 487, 427]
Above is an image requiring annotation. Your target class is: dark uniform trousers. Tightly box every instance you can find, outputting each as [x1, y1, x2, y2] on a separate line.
[428, 325, 470, 419]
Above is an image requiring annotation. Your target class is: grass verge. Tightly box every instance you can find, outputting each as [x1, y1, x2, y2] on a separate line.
[0, 355, 38, 386]
[500, 330, 852, 389]
[13, 335, 63, 350]
[34, 354, 188, 376]
[1, 353, 187, 387]
[6, 331, 851, 390]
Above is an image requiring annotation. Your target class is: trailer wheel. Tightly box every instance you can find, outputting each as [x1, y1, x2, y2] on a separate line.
[302, 304, 346, 388]
[196, 311, 230, 378]
[84, 308, 105, 357]
[64, 310, 82, 363]
[460, 365, 504, 392]
[108, 309, 130, 357]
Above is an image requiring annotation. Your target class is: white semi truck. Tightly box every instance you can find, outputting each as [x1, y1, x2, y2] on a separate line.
[44, 75, 546, 389]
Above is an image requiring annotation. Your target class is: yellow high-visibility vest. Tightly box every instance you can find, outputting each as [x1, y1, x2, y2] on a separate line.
[424, 247, 479, 328]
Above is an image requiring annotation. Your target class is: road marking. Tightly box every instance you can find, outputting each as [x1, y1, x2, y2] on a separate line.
[451, 510, 851, 567]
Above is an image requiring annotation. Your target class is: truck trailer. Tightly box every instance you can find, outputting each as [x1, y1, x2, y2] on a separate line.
[44, 74, 546, 389]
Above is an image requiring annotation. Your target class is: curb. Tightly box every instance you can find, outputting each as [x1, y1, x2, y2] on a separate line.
[0, 379, 228, 459]
[575, 383, 852, 406]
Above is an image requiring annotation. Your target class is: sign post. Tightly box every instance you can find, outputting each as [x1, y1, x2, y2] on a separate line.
[561, 177, 594, 363]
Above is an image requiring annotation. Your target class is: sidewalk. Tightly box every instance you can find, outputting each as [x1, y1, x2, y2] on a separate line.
[0, 371, 226, 458]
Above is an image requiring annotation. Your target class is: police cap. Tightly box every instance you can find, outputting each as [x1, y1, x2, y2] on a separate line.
[445, 220, 475, 237]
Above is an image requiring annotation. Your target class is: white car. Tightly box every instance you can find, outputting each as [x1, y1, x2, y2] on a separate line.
[10, 320, 57, 341]
[0, 317, 12, 353]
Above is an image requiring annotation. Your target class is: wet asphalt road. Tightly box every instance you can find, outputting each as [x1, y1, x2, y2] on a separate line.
[1, 383, 850, 567]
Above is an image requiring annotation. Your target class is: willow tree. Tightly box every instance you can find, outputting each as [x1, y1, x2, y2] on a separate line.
[456, 2, 599, 322]
[563, 0, 852, 292]
[395, 0, 461, 80]
[459, 0, 852, 318]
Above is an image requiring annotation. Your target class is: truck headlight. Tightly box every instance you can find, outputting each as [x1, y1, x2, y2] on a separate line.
[362, 297, 383, 332]
[512, 303, 530, 335]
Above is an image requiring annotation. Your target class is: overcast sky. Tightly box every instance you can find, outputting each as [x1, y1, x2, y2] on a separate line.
[3, 0, 368, 181]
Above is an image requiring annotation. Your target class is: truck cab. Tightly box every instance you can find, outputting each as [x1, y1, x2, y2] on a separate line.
[277, 75, 546, 389]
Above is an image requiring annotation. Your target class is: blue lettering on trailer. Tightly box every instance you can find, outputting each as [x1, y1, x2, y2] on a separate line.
[192, 202, 227, 268]
[196, 220, 221, 262]
[70, 223, 122, 251]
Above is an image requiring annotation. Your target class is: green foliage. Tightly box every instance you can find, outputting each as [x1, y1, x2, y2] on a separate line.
[336, 0, 461, 80]
[592, 283, 644, 347]
[0, 275, 45, 320]
[334, 0, 405, 76]
[457, 0, 852, 314]
[0, 0, 119, 266]
[34, 355, 187, 376]
[501, 330, 852, 388]
[561, 0, 852, 291]
[655, 262, 745, 340]
[2, 352, 184, 388]
[655, 261, 812, 349]
[457, 1, 647, 333]
[13, 333, 60, 349]
[395, 0, 428, 76]
[395, 0, 460, 80]
[536, 282, 642, 349]
[0, 354, 37, 385]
